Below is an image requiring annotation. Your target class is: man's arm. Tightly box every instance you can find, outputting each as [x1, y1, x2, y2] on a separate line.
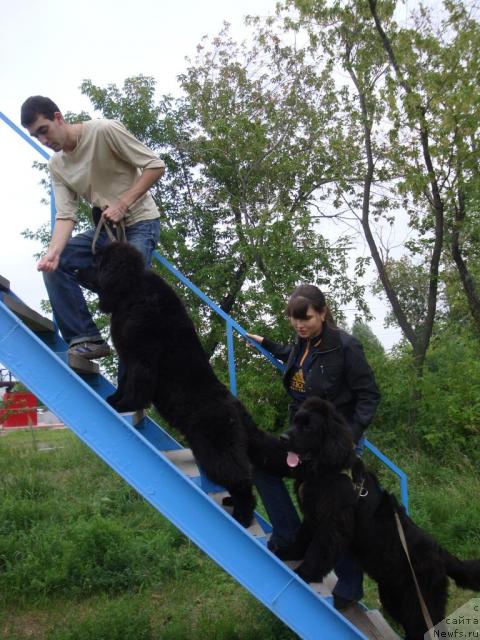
[102, 166, 165, 223]
[37, 219, 75, 272]
[101, 121, 166, 223]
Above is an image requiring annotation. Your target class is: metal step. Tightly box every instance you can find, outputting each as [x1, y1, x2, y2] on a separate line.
[67, 352, 100, 375]
[341, 605, 400, 640]
[1, 294, 54, 332]
[120, 410, 146, 427]
[0, 275, 10, 292]
[283, 566, 400, 638]
[365, 610, 401, 639]
[164, 447, 199, 477]
[163, 448, 267, 539]
[0, 293, 100, 375]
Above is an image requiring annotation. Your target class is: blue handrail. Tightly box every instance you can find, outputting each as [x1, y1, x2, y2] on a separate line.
[0, 111, 51, 160]
[1, 109, 409, 511]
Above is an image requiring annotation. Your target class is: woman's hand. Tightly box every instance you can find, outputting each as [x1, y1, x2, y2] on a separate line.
[246, 333, 264, 345]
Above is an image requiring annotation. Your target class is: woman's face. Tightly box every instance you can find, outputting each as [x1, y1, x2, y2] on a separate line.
[289, 305, 326, 339]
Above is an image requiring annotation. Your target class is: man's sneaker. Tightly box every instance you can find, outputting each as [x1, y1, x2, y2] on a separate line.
[68, 341, 111, 360]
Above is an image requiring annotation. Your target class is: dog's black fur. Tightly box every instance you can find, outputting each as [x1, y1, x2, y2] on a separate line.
[277, 397, 480, 640]
[95, 241, 287, 527]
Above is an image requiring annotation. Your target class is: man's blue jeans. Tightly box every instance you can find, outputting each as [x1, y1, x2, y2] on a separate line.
[43, 219, 160, 346]
[254, 436, 365, 602]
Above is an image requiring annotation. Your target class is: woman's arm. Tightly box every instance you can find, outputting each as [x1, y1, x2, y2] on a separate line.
[248, 333, 292, 364]
[344, 338, 381, 440]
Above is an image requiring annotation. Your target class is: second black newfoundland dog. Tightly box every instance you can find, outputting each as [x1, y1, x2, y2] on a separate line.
[95, 242, 286, 527]
[276, 396, 480, 639]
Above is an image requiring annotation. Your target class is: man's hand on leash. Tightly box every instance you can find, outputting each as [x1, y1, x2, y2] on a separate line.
[102, 200, 128, 224]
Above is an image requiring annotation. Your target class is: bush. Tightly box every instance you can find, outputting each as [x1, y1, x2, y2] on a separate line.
[417, 328, 480, 459]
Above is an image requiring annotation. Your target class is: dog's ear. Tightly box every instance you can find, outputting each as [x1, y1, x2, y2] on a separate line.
[316, 403, 354, 469]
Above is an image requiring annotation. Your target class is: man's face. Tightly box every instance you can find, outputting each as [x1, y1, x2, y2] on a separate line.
[26, 112, 66, 152]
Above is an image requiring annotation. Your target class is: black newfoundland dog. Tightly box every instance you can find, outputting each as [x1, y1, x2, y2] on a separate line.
[277, 397, 480, 640]
[95, 242, 286, 527]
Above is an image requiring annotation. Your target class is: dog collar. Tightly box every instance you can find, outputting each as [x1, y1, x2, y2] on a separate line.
[341, 468, 368, 498]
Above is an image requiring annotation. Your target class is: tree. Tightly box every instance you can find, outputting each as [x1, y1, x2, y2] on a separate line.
[274, 0, 480, 379]
[351, 319, 385, 357]
[366, 0, 480, 335]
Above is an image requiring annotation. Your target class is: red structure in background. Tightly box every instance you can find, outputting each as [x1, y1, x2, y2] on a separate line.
[0, 368, 15, 391]
[0, 391, 38, 427]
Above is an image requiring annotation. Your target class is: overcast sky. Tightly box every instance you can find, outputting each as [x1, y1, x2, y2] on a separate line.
[0, 0, 401, 348]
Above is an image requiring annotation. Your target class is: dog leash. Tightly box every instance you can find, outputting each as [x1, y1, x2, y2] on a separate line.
[394, 511, 435, 639]
[91, 215, 127, 254]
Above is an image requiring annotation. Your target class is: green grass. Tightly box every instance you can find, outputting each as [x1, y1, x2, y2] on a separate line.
[1, 428, 479, 639]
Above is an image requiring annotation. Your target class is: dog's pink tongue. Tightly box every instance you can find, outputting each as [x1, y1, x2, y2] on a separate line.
[287, 451, 300, 468]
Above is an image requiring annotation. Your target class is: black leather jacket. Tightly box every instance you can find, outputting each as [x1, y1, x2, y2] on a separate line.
[262, 323, 380, 442]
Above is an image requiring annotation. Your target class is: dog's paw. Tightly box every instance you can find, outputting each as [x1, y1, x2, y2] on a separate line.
[106, 393, 121, 408]
[106, 394, 135, 412]
[232, 510, 255, 529]
[294, 563, 319, 583]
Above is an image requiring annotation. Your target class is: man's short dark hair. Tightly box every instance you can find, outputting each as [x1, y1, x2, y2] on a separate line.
[21, 96, 60, 127]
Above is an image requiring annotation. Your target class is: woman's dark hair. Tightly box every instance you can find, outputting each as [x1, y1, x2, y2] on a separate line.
[21, 96, 60, 127]
[286, 284, 336, 327]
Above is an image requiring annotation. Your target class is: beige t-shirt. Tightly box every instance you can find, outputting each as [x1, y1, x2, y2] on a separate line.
[49, 119, 165, 226]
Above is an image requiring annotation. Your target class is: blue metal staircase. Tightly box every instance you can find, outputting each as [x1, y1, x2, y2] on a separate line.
[0, 277, 402, 640]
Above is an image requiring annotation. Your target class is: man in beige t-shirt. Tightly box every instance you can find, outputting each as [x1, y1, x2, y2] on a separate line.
[21, 95, 165, 360]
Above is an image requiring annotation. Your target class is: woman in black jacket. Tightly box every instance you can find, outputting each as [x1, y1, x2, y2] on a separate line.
[250, 284, 380, 610]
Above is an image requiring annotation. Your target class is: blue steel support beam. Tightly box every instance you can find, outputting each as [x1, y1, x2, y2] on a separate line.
[226, 319, 237, 396]
[50, 187, 56, 229]
[0, 111, 51, 161]
[0, 300, 366, 640]
[364, 439, 409, 513]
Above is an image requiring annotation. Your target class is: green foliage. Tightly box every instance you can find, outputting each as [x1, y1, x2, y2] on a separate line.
[28, 34, 369, 358]
[417, 326, 480, 458]
[49, 596, 155, 640]
[0, 435, 194, 606]
[351, 320, 385, 358]
[365, 324, 480, 463]
[0, 431, 299, 640]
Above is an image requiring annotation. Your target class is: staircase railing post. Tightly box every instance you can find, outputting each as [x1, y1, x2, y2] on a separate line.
[226, 319, 237, 396]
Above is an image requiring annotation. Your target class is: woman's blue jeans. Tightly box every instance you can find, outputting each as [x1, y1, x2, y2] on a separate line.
[254, 436, 365, 602]
[43, 219, 160, 346]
